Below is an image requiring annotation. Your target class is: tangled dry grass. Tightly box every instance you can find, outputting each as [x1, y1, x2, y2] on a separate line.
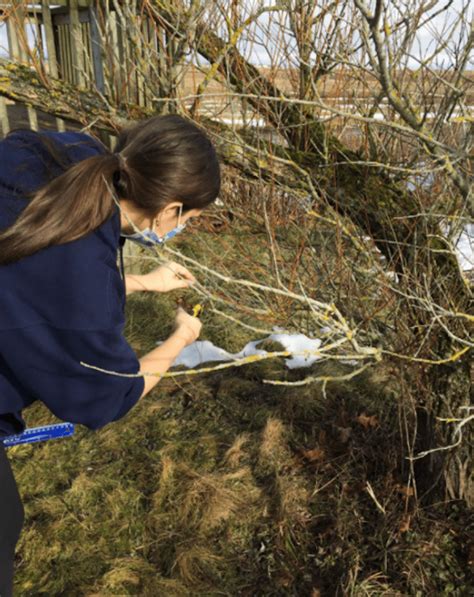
[11, 348, 472, 595]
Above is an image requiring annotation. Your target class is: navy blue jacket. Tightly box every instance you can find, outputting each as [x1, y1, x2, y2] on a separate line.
[0, 129, 145, 438]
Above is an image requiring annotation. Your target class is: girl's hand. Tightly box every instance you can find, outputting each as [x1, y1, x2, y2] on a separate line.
[141, 261, 197, 293]
[172, 306, 203, 346]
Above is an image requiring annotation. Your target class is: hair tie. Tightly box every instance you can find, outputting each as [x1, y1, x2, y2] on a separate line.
[116, 152, 128, 170]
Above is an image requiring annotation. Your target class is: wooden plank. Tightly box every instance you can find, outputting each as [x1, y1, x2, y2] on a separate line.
[83, 19, 93, 86]
[157, 24, 167, 102]
[112, 6, 131, 103]
[148, 15, 161, 109]
[32, 5, 45, 63]
[143, 16, 150, 107]
[57, 24, 64, 78]
[86, 21, 94, 82]
[69, 0, 86, 87]
[10, 1, 28, 63]
[141, 15, 153, 107]
[41, 2, 59, 78]
[82, 20, 92, 84]
[6, 14, 21, 61]
[109, 9, 121, 102]
[58, 24, 70, 81]
[0, 96, 10, 136]
[27, 105, 38, 130]
[88, 3, 105, 94]
[135, 15, 144, 106]
[63, 24, 72, 83]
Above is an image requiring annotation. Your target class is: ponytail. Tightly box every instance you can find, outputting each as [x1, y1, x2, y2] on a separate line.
[0, 114, 221, 265]
[0, 134, 120, 265]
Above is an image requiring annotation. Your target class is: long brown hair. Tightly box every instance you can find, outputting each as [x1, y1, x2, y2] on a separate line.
[0, 114, 221, 265]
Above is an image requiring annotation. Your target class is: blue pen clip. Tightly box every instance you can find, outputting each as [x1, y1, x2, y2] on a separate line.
[2, 423, 75, 447]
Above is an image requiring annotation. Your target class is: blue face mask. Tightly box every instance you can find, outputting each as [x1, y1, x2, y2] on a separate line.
[120, 205, 187, 247]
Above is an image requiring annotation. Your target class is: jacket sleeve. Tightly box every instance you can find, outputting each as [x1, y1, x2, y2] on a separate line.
[1, 323, 145, 430]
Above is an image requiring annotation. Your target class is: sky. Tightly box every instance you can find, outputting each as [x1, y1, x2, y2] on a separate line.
[0, 1, 471, 69]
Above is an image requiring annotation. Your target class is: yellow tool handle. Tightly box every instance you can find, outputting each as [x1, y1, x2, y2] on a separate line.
[192, 303, 203, 318]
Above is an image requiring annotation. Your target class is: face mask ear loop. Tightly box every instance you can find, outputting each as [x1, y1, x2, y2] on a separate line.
[102, 174, 137, 235]
[102, 173, 164, 258]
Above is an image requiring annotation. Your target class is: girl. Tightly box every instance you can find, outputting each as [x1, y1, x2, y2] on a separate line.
[0, 114, 221, 594]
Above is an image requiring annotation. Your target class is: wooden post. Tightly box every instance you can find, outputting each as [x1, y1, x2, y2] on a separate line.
[109, 9, 120, 103]
[69, 0, 86, 88]
[0, 96, 10, 137]
[58, 24, 70, 81]
[16, 0, 28, 63]
[157, 26, 168, 113]
[41, 2, 59, 78]
[6, 13, 21, 61]
[88, 3, 105, 94]
[65, 23, 73, 83]
[116, 10, 131, 104]
[110, 3, 133, 104]
[136, 15, 147, 107]
[27, 104, 39, 131]
[30, 4, 45, 65]
[144, 16, 153, 108]
[84, 20, 94, 81]
[41, 1, 66, 131]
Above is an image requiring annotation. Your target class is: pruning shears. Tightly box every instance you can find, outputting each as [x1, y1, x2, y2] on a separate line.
[176, 296, 207, 318]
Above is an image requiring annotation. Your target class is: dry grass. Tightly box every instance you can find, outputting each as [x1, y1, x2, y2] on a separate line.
[10, 351, 472, 595]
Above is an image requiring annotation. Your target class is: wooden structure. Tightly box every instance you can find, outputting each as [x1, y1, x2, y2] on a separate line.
[0, 0, 162, 146]
[1, 0, 265, 142]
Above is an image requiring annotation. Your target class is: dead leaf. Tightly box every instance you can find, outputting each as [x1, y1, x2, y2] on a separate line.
[302, 448, 326, 462]
[399, 514, 411, 533]
[356, 413, 379, 429]
[395, 484, 415, 497]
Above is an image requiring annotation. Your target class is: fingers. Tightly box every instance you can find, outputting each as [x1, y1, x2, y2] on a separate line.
[161, 261, 197, 288]
[172, 263, 197, 284]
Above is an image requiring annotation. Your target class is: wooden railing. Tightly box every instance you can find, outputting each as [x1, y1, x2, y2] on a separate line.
[0, 0, 169, 146]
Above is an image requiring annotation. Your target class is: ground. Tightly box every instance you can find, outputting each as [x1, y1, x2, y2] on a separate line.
[8, 225, 473, 596]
